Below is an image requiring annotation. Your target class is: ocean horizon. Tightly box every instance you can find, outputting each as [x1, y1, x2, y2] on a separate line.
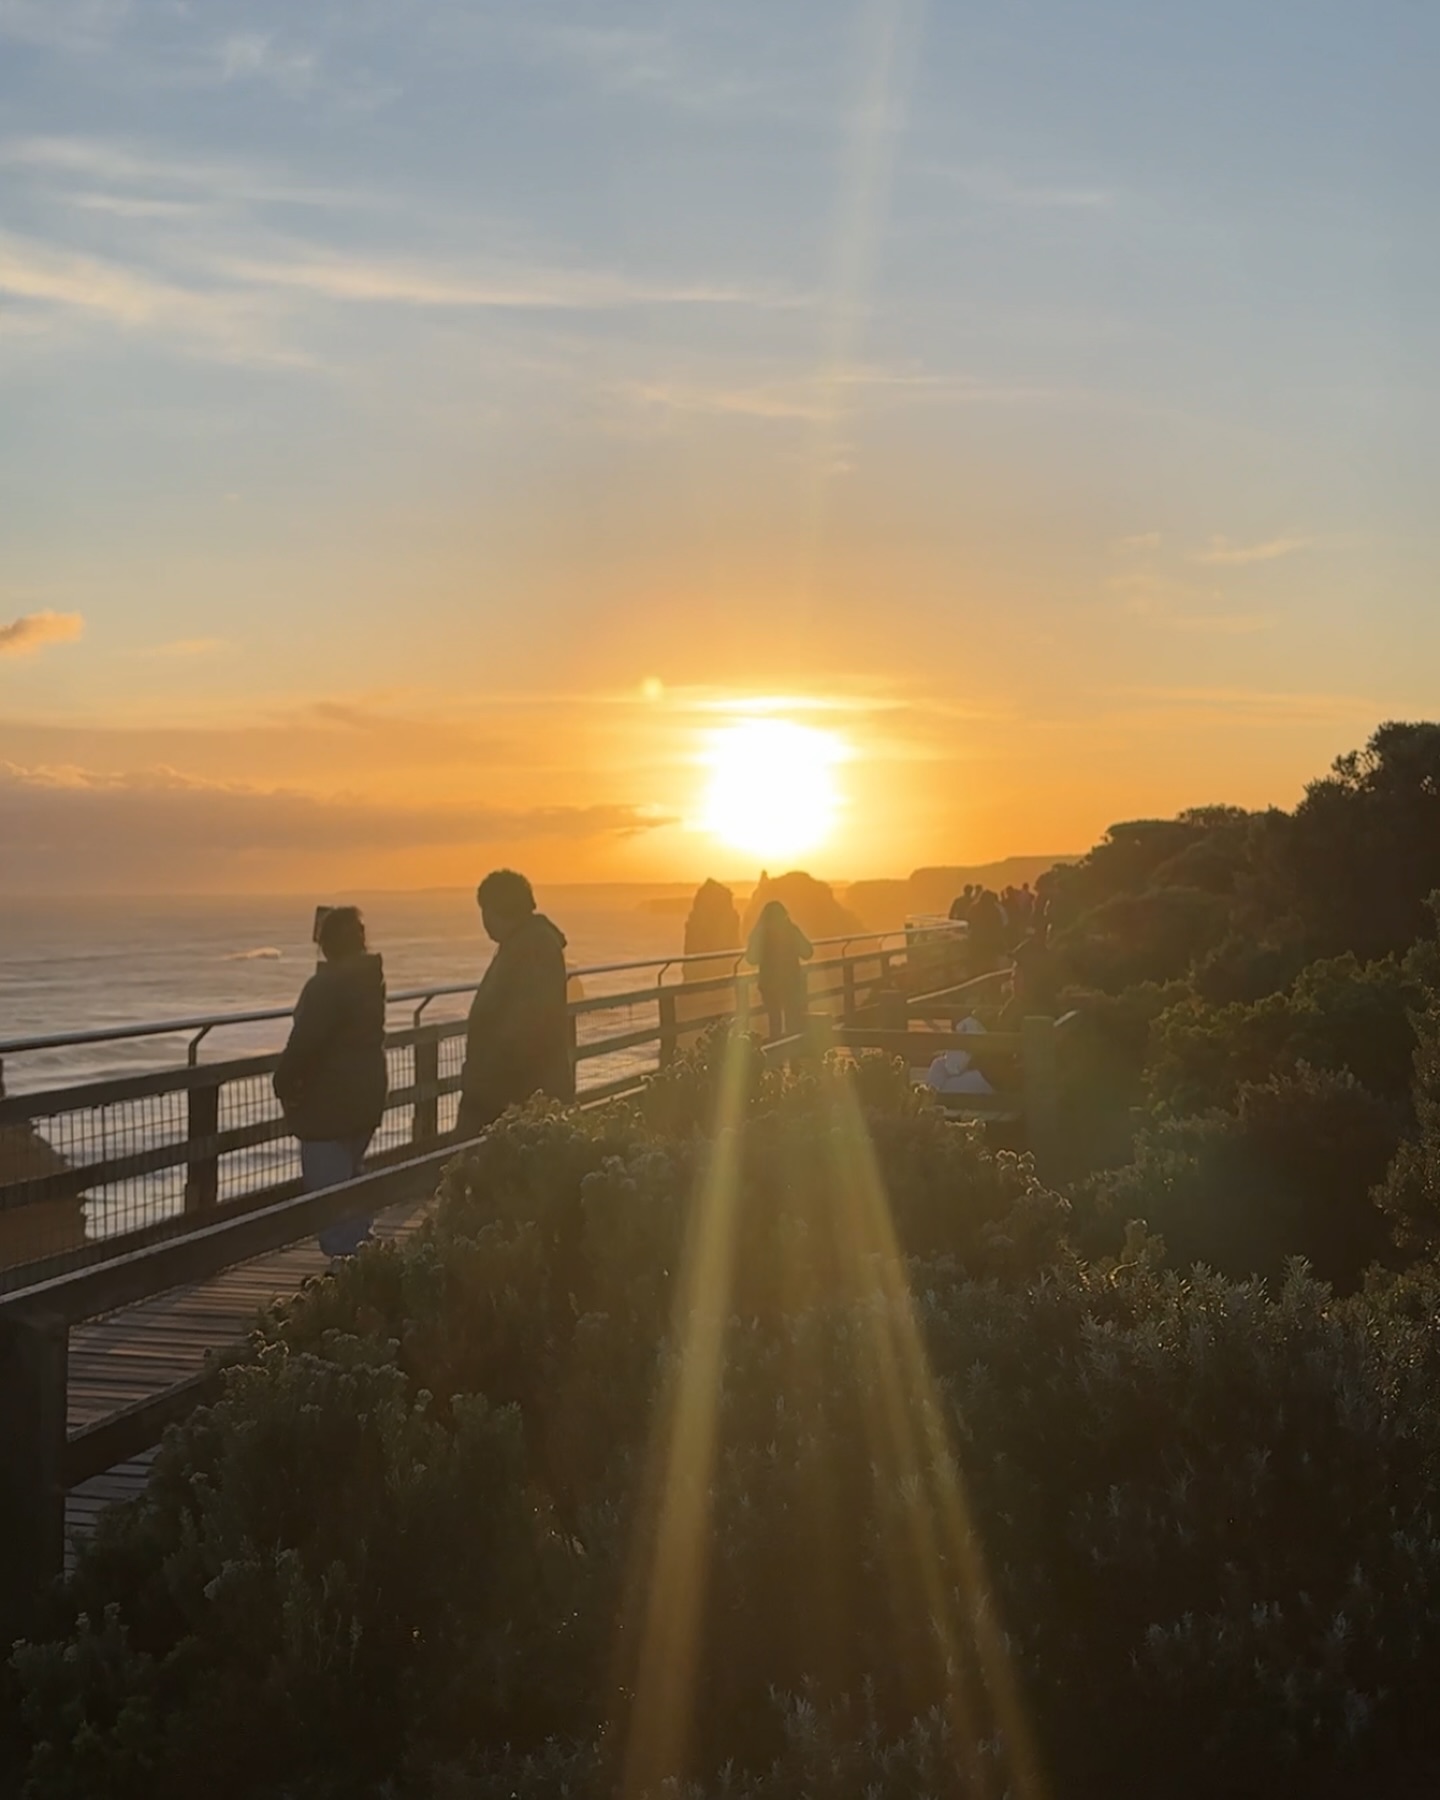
[0, 886, 718, 1096]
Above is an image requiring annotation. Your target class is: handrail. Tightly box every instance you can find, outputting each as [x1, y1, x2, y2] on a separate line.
[0, 1143, 463, 1328]
[0, 925, 950, 1061]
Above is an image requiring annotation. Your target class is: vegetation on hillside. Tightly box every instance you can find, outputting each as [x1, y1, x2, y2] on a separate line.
[9, 721, 1440, 1798]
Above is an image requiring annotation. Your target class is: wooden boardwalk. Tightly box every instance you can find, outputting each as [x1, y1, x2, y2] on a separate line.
[63, 1200, 428, 1556]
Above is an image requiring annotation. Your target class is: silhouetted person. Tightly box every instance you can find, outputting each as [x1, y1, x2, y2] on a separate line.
[948, 884, 978, 924]
[456, 870, 575, 1138]
[747, 899, 813, 1040]
[274, 905, 388, 1261]
[968, 888, 1006, 971]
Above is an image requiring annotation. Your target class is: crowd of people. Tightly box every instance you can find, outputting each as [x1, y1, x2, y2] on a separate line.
[275, 876, 832, 1262]
[945, 881, 1060, 1026]
[947, 881, 1044, 964]
[270, 874, 1063, 1260]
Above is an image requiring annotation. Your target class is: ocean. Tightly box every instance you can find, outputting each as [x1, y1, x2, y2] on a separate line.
[0, 887, 697, 1096]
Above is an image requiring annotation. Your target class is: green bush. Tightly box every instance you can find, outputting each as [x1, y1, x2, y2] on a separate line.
[1080, 1065, 1400, 1288]
[1055, 884, 1229, 993]
[1148, 952, 1425, 1117]
[14, 1031, 1440, 1799]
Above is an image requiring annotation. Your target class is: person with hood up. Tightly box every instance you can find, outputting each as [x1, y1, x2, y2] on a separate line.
[746, 898, 813, 1041]
[273, 904, 388, 1260]
[456, 869, 575, 1138]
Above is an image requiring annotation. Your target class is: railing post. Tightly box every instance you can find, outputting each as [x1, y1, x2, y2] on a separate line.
[1022, 1014, 1060, 1181]
[184, 1078, 220, 1213]
[878, 987, 908, 1033]
[842, 956, 858, 1025]
[0, 1310, 69, 1639]
[736, 973, 752, 1033]
[567, 1013, 579, 1089]
[412, 1031, 440, 1146]
[657, 987, 679, 1068]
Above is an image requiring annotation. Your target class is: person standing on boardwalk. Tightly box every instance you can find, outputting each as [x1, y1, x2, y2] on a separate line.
[456, 870, 575, 1139]
[273, 904, 388, 1261]
[746, 899, 813, 1041]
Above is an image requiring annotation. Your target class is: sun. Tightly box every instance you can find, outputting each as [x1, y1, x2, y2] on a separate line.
[700, 718, 844, 862]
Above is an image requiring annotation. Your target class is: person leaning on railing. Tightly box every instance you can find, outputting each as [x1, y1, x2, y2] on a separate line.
[455, 869, 575, 1139]
[273, 905, 388, 1261]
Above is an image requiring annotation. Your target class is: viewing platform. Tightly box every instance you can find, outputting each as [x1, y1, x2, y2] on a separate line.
[0, 924, 1075, 1632]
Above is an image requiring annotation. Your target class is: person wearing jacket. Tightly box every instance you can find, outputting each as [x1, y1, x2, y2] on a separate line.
[273, 905, 388, 1260]
[746, 899, 813, 1041]
[456, 869, 575, 1139]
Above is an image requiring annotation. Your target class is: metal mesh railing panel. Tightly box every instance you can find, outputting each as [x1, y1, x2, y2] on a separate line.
[371, 1044, 416, 1156]
[215, 1071, 292, 1201]
[0, 941, 930, 1288]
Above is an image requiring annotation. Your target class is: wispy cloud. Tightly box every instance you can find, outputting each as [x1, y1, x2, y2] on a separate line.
[0, 610, 84, 657]
[514, 17, 802, 120]
[624, 378, 836, 423]
[1112, 685, 1381, 726]
[0, 229, 186, 322]
[1105, 569, 1271, 636]
[0, 229, 306, 364]
[1195, 535, 1311, 566]
[0, 0, 127, 55]
[63, 191, 206, 220]
[213, 32, 317, 95]
[222, 251, 806, 313]
[144, 637, 229, 659]
[0, 760, 672, 890]
[3, 135, 372, 210]
[1165, 613, 1274, 636]
[1114, 531, 1161, 553]
[620, 364, 1064, 423]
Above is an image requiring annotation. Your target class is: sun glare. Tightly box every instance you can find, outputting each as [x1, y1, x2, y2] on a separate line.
[700, 718, 844, 862]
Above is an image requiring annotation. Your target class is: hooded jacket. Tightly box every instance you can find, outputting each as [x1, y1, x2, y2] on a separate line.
[746, 912, 813, 1001]
[273, 952, 388, 1143]
[458, 913, 574, 1133]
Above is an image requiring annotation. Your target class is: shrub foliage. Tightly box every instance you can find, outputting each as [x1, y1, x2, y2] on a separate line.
[11, 1029, 1440, 1799]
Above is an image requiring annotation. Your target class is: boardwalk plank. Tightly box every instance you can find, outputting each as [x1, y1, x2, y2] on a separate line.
[63, 1198, 429, 1542]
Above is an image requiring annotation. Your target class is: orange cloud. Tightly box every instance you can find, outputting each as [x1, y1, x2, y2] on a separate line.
[0, 760, 672, 892]
[1195, 535, 1310, 566]
[0, 610, 84, 656]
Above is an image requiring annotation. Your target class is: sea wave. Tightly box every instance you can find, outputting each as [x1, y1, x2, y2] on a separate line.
[224, 947, 284, 961]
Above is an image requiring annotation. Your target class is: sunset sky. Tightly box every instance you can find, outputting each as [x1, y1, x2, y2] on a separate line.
[3, 0, 1437, 892]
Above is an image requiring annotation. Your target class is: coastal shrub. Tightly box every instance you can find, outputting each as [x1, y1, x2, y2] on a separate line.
[1080, 1065, 1400, 1288]
[15, 1031, 1440, 1798]
[1379, 993, 1440, 1258]
[1148, 952, 1424, 1117]
[1190, 929, 1308, 1005]
[1276, 721, 1440, 962]
[1054, 883, 1228, 992]
[1051, 979, 1190, 1174]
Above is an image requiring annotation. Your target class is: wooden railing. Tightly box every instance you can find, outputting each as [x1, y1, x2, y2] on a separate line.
[0, 933, 934, 1293]
[0, 930, 1085, 1635]
[0, 1145, 463, 1637]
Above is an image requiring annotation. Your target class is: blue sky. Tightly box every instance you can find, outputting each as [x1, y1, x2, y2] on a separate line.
[1, 0, 1437, 888]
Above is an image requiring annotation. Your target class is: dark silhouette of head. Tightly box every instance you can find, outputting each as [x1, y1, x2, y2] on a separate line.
[760, 899, 790, 927]
[478, 869, 537, 944]
[318, 905, 367, 961]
